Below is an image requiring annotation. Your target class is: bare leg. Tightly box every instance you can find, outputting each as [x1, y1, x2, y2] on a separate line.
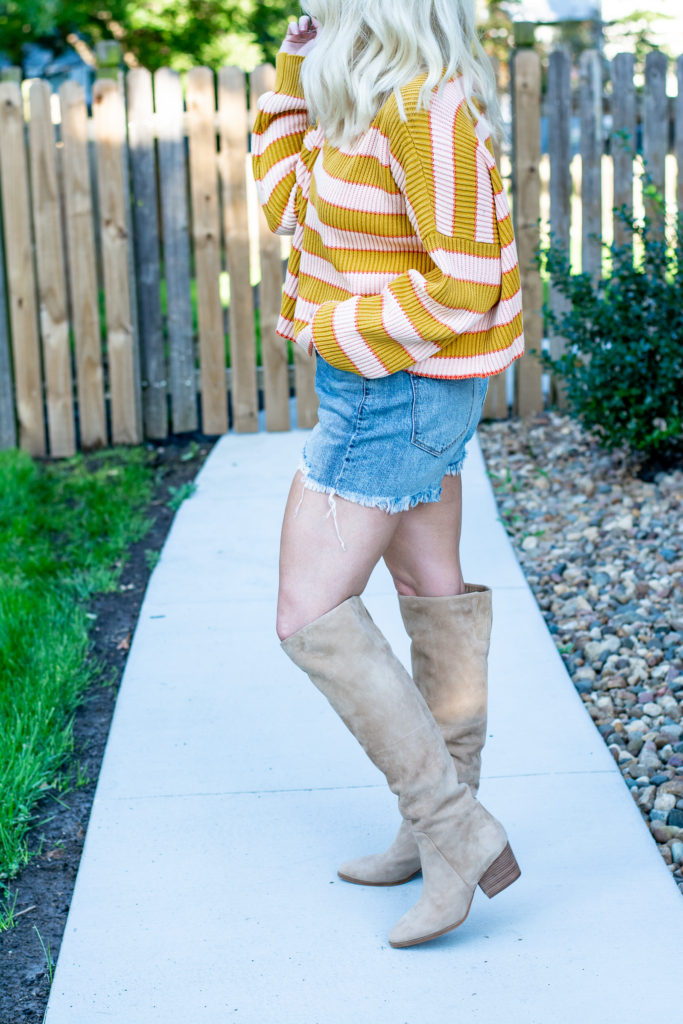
[277, 473, 402, 640]
[383, 474, 465, 597]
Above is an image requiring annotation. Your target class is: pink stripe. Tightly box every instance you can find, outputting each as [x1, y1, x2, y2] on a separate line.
[259, 158, 297, 203]
[301, 252, 354, 294]
[380, 289, 441, 360]
[429, 85, 462, 235]
[429, 248, 502, 286]
[276, 317, 296, 341]
[335, 126, 393, 164]
[257, 91, 307, 115]
[475, 115, 493, 150]
[251, 112, 308, 157]
[293, 297, 324, 323]
[501, 239, 519, 273]
[283, 271, 299, 300]
[407, 332, 524, 378]
[344, 270, 404, 294]
[276, 191, 298, 234]
[332, 300, 388, 376]
[495, 189, 512, 222]
[313, 160, 405, 216]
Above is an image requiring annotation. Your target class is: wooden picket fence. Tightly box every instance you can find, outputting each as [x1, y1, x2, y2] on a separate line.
[0, 49, 682, 457]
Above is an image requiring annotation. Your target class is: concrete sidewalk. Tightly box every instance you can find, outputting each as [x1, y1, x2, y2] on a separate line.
[45, 430, 682, 1024]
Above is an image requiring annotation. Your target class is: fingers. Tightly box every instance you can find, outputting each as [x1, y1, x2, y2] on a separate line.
[287, 14, 317, 38]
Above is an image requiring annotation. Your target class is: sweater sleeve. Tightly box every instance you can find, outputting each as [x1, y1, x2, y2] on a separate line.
[251, 53, 311, 236]
[301, 101, 503, 377]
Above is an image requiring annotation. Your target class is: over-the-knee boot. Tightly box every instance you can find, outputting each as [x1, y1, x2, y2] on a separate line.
[338, 585, 491, 886]
[281, 595, 519, 948]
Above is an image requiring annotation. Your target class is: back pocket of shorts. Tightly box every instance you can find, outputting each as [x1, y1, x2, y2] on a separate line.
[409, 376, 482, 456]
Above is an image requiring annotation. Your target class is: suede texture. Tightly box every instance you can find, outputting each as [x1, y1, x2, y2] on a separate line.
[339, 586, 492, 886]
[281, 595, 511, 946]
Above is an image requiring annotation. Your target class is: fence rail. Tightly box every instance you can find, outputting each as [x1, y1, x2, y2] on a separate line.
[0, 49, 681, 456]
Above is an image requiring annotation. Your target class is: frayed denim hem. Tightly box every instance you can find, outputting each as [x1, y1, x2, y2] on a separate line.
[297, 457, 445, 515]
[444, 456, 466, 477]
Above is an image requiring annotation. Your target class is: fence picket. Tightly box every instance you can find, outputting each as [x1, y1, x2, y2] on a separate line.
[59, 80, 107, 448]
[218, 66, 260, 432]
[512, 49, 543, 416]
[579, 50, 603, 280]
[249, 67, 316, 429]
[155, 67, 197, 433]
[0, 81, 45, 455]
[92, 78, 141, 444]
[482, 55, 508, 422]
[127, 68, 167, 439]
[643, 50, 668, 226]
[0, 164, 17, 450]
[546, 49, 572, 407]
[28, 79, 76, 457]
[249, 65, 300, 430]
[611, 52, 636, 249]
[186, 67, 228, 436]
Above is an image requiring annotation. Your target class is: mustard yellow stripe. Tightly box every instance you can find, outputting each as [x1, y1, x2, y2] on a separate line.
[281, 292, 297, 321]
[274, 52, 306, 98]
[298, 275, 352, 304]
[501, 267, 521, 301]
[302, 229, 433, 275]
[497, 213, 514, 247]
[321, 150, 400, 193]
[266, 176, 297, 222]
[432, 311, 524, 359]
[253, 133, 302, 179]
[311, 194, 414, 237]
[422, 233, 500, 259]
[489, 165, 504, 194]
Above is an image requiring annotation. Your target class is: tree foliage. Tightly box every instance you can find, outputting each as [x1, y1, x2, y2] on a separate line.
[0, 0, 292, 70]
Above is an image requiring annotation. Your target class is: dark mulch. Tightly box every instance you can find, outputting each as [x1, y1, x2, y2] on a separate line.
[0, 436, 215, 1024]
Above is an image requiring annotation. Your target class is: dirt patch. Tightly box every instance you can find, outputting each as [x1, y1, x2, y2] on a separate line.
[0, 436, 215, 1024]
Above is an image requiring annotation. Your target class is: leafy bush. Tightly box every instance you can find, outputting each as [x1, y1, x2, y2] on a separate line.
[540, 201, 683, 460]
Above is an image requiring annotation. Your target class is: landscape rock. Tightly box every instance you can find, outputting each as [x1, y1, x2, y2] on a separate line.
[480, 411, 683, 894]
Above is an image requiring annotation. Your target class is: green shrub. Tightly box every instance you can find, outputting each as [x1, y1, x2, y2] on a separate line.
[540, 202, 683, 460]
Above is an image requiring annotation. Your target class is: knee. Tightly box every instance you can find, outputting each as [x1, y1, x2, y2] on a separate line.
[390, 566, 465, 599]
[276, 604, 297, 642]
[392, 574, 419, 597]
[276, 591, 310, 641]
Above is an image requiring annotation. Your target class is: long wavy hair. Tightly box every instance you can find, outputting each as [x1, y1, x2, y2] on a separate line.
[299, 0, 502, 149]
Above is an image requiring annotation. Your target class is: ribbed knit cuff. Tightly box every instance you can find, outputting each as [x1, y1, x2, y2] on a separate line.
[274, 52, 306, 98]
[311, 301, 339, 362]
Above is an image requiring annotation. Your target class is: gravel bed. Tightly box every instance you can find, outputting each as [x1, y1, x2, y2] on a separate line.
[478, 412, 683, 893]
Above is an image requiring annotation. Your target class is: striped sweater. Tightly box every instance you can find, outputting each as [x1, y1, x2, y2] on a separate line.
[251, 52, 524, 379]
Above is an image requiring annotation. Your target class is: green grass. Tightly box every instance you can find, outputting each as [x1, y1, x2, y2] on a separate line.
[0, 446, 157, 899]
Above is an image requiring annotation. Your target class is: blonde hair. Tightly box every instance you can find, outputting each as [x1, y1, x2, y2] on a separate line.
[299, 0, 502, 149]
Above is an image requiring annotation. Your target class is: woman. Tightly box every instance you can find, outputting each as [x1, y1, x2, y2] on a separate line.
[251, 0, 523, 948]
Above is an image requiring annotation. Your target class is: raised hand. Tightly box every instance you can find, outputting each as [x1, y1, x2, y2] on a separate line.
[279, 14, 321, 57]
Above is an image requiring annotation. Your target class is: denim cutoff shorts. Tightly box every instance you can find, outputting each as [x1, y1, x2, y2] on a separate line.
[299, 354, 488, 515]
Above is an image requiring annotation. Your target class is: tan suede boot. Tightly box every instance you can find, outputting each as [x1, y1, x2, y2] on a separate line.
[281, 596, 519, 948]
[338, 585, 491, 886]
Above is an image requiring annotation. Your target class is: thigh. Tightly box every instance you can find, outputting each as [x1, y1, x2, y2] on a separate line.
[277, 471, 401, 639]
[382, 473, 464, 597]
